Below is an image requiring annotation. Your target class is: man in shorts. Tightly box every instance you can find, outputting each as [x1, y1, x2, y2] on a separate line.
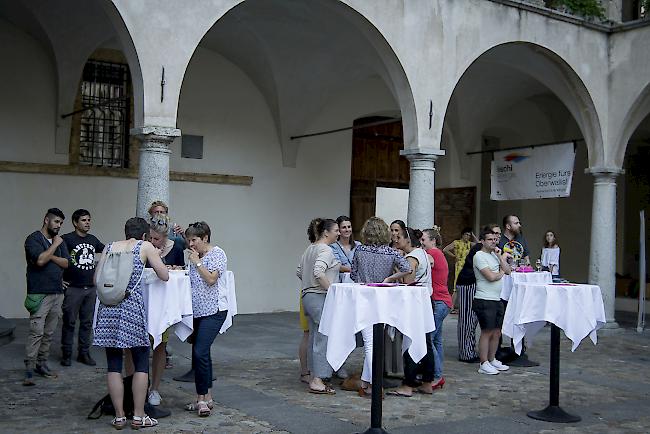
[472, 228, 512, 375]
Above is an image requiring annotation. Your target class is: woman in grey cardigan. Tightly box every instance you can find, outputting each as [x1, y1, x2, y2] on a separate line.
[297, 219, 341, 394]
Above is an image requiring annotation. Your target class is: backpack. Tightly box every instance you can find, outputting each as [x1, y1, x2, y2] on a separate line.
[95, 243, 141, 306]
[87, 375, 171, 420]
[88, 375, 134, 419]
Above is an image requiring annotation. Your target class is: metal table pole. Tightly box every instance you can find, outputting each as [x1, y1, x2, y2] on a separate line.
[362, 323, 389, 434]
[527, 324, 581, 423]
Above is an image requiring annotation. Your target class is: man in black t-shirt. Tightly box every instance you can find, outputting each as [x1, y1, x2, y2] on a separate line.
[498, 215, 530, 264]
[495, 214, 539, 367]
[23, 208, 70, 385]
[60, 209, 105, 367]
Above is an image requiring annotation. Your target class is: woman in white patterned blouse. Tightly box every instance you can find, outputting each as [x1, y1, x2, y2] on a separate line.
[184, 222, 228, 417]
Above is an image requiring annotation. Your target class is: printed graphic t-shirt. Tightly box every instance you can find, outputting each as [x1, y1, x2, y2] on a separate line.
[63, 232, 105, 287]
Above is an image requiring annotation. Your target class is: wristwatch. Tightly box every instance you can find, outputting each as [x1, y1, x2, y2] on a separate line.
[195, 262, 202, 268]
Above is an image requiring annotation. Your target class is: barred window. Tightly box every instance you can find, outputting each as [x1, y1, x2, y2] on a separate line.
[78, 60, 131, 167]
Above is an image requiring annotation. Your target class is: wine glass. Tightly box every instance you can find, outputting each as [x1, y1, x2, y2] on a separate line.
[535, 259, 542, 273]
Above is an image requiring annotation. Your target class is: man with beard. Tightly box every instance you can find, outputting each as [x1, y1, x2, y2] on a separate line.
[497, 215, 530, 264]
[496, 214, 538, 367]
[23, 208, 70, 386]
[60, 209, 104, 367]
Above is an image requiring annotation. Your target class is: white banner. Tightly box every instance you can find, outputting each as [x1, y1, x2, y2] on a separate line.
[490, 142, 575, 201]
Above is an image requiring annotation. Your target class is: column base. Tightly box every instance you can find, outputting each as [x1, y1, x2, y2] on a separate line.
[602, 321, 619, 330]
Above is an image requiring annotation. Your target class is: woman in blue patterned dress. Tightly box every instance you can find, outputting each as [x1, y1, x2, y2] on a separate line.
[183, 222, 228, 417]
[93, 217, 169, 430]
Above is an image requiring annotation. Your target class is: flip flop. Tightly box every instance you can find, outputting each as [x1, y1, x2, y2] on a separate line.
[386, 389, 412, 398]
[415, 386, 433, 395]
[300, 373, 311, 384]
[309, 386, 336, 395]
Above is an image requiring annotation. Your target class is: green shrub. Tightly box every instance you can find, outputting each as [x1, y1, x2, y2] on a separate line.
[546, 0, 606, 19]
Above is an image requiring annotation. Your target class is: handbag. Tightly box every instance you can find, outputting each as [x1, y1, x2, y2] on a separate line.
[24, 294, 46, 315]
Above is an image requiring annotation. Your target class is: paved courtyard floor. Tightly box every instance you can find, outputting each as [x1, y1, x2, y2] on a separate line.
[1, 312, 649, 433]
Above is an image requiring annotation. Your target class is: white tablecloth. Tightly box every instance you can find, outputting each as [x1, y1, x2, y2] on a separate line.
[94, 269, 238, 349]
[219, 270, 238, 334]
[142, 269, 194, 349]
[319, 283, 435, 371]
[502, 282, 606, 354]
[144, 269, 238, 343]
[501, 271, 552, 301]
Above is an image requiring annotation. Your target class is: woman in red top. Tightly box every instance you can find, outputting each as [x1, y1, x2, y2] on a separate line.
[420, 227, 450, 389]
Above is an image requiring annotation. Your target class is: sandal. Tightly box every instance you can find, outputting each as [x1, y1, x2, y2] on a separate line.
[386, 389, 413, 398]
[309, 385, 336, 395]
[111, 416, 127, 430]
[197, 400, 211, 417]
[300, 372, 311, 384]
[131, 415, 158, 429]
[184, 399, 214, 411]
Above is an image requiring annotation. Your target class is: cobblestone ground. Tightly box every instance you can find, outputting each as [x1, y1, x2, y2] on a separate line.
[1, 312, 649, 433]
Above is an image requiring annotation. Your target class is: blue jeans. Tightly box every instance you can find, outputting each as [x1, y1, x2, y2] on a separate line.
[431, 300, 450, 380]
[192, 310, 227, 395]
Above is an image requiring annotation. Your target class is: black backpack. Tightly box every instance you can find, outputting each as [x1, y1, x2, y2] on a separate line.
[87, 375, 171, 420]
[87, 375, 134, 419]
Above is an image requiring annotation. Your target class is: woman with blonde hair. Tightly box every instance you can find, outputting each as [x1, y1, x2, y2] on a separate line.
[145, 213, 185, 406]
[351, 217, 411, 397]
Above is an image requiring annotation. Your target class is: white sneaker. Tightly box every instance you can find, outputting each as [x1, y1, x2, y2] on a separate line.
[148, 390, 162, 406]
[489, 359, 510, 371]
[478, 361, 499, 375]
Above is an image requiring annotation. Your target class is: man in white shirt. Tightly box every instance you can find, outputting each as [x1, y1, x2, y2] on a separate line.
[472, 229, 512, 375]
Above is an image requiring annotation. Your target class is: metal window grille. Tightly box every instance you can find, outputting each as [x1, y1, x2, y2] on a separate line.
[79, 60, 130, 167]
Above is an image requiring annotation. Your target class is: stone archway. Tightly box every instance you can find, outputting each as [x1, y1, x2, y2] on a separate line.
[178, 0, 418, 169]
[439, 42, 598, 280]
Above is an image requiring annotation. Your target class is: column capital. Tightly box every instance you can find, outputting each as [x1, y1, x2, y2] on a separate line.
[584, 166, 624, 180]
[130, 125, 181, 139]
[400, 147, 446, 162]
[131, 126, 180, 154]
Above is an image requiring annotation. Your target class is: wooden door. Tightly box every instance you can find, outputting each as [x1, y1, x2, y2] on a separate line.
[350, 117, 409, 237]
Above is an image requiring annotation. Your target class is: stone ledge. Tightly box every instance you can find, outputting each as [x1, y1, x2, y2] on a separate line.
[0, 161, 253, 186]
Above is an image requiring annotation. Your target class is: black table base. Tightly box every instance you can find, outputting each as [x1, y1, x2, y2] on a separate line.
[528, 405, 581, 423]
[526, 324, 581, 423]
[361, 323, 389, 434]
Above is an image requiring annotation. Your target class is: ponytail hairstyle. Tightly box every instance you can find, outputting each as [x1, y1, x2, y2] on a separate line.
[316, 219, 338, 240]
[307, 218, 322, 243]
[404, 227, 421, 248]
[423, 227, 443, 247]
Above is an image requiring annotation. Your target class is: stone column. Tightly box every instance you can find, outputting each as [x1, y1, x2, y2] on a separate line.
[586, 167, 624, 327]
[400, 148, 446, 229]
[132, 126, 181, 218]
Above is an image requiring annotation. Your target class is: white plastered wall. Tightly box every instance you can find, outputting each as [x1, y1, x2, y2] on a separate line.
[0, 32, 399, 317]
